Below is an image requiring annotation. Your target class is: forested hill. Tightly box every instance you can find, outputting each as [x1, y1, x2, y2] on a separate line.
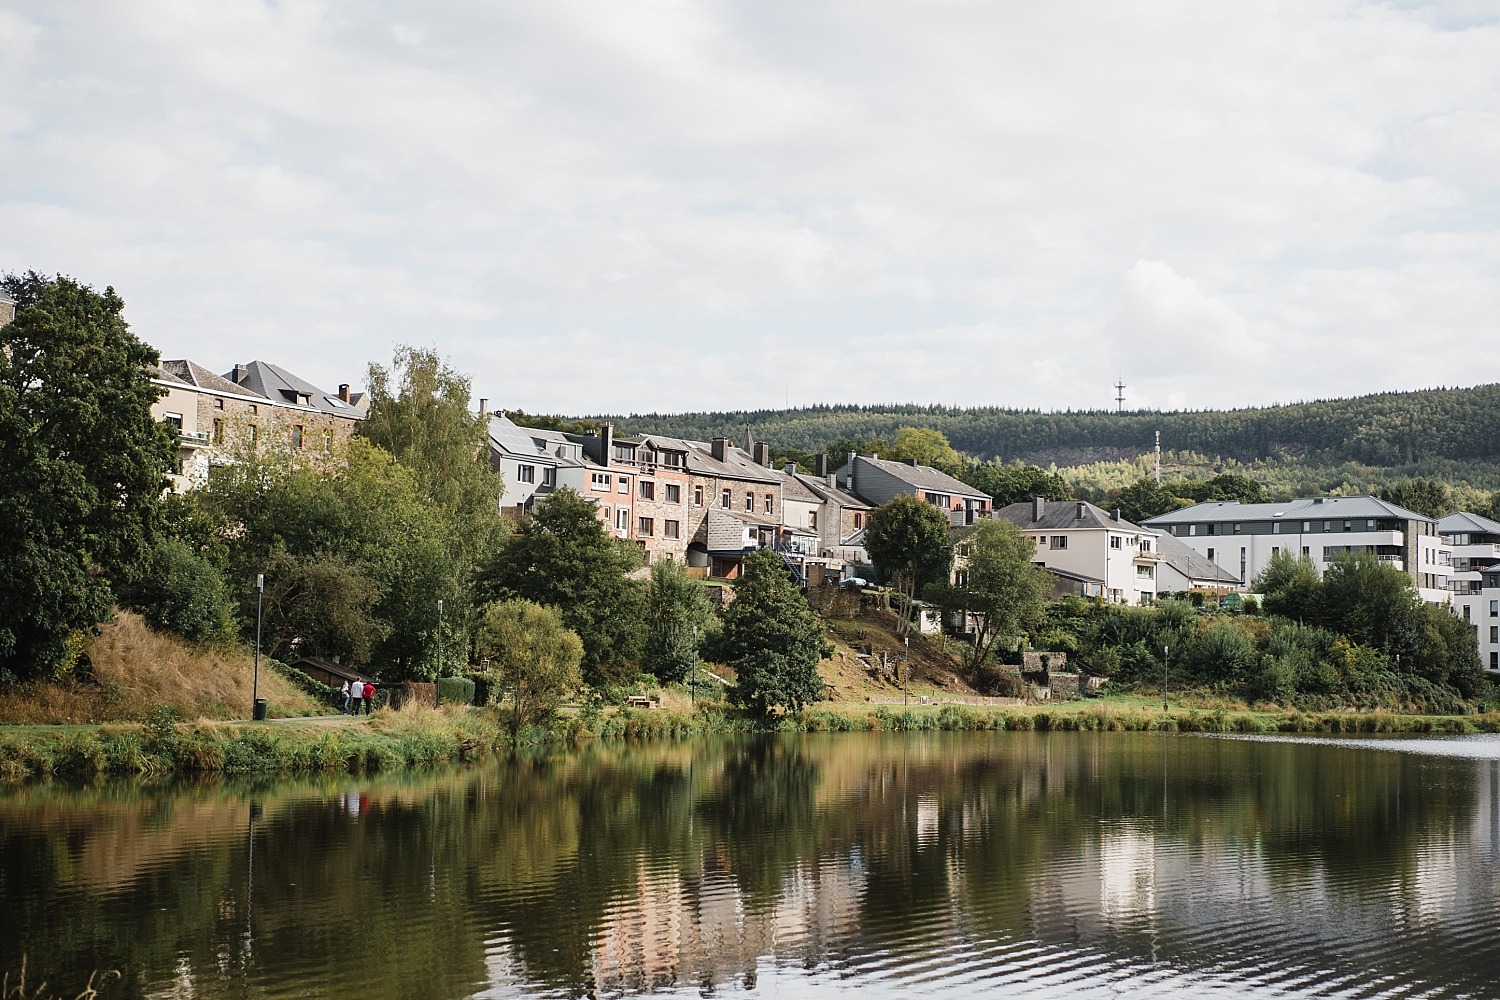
[599, 384, 1500, 466]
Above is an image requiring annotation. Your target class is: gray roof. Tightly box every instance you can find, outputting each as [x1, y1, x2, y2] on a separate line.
[224, 361, 365, 419]
[643, 435, 782, 484]
[839, 455, 989, 501]
[1155, 530, 1241, 586]
[994, 498, 1150, 533]
[1045, 566, 1107, 586]
[792, 472, 871, 510]
[160, 359, 248, 396]
[1144, 496, 1436, 526]
[488, 416, 588, 467]
[705, 508, 776, 554]
[1440, 511, 1500, 536]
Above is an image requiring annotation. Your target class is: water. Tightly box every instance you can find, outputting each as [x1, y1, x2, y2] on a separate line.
[5, 731, 1500, 998]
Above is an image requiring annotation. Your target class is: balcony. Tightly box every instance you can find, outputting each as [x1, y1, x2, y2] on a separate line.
[179, 430, 211, 446]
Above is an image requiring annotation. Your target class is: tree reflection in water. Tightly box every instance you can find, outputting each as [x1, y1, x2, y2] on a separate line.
[3, 733, 1500, 998]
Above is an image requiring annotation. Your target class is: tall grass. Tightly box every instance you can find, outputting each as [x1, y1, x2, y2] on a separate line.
[0, 611, 322, 725]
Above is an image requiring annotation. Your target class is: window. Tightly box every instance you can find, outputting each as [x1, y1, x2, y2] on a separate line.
[591, 472, 610, 489]
[745, 491, 754, 512]
[664, 519, 680, 539]
[1272, 522, 1280, 534]
[292, 424, 304, 449]
[1051, 536, 1067, 550]
[1302, 521, 1310, 532]
[639, 481, 655, 500]
[954, 569, 970, 588]
[618, 477, 630, 494]
[542, 467, 556, 487]
[1188, 525, 1196, 536]
[162, 412, 183, 430]
[693, 485, 704, 506]
[638, 516, 654, 536]
[615, 508, 629, 531]
[1137, 565, 1153, 579]
[721, 489, 731, 509]
[1491, 626, 1498, 644]
[764, 494, 773, 514]
[1343, 520, 1351, 532]
[1233, 523, 1242, 534]
[1110, 536, 1122, 549]
[1492, 600, 1498, 618]
[808, 511, 818, 529]
[517, 465, 536, 484]
[854, 513, 864, 530]
[1140, 539, 1152, 553]
[249, 404, 258, 415]
[322, 428, 333, 452]
[665, 484, 680, 503]
[213, 398, 224, 410]
[1207, 547, 1216, 562]
[1492, 652, 1498, 671]
[212, 418, 225, 445]
[1272, 546, 1280, 556]
[1302, 546, 1310, 557]
[1464, 605, 1472, 621]
[248, 424, 258, 449]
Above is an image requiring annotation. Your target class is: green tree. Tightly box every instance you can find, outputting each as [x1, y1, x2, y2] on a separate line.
[479, 488, 645, 685]
[1110, 479, 1193, 523]
[116, 537, 237, 645]
[1379, 478, 1452, 519]
[961, 462, 1072, 508]
[928, 520, 1050, 672]
[863, 495, 953, 637]
[0, 272, 176, 679]
[360, 345, 508, 674]
[885, 427, 964, 475]
[1179, 473, 1270, 505]
[709, 549, 829, 716]
[642, 560, 715, 683]
[1253, 550, 1322, 622]
[476, 599, 584, 737]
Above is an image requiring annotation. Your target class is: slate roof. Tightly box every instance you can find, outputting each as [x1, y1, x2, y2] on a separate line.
[223, 361, 365, 419]
[1439, 511, 1500, 536]
[488, 416, 588, 467]
[1144, 496, 1436, 526]
[792, 472, 871, 510]
[842, 455, 989, 501]
[643, 435, 782, 484]
[994, 498, 1150, 533]
[1155, 530, 1241, 586]
[159, 359, 250, 396]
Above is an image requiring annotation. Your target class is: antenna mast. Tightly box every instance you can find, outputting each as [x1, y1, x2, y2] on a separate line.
[1114, 379, 1126, 413]
[1154, 430, 1161, 484]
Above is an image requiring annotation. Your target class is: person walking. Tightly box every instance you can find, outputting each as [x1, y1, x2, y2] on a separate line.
[340, 680, 352, 715]
[362, 680, 375, 715]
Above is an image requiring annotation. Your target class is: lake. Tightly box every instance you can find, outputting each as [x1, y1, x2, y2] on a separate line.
[4, 731, 1500, 998]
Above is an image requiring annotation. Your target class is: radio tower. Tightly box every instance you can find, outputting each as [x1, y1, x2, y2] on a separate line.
[1154, 430, 1162, 484]
[1114, 379, 1126, 413]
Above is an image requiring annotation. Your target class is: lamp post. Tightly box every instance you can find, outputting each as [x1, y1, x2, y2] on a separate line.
[253, 573, 264, 719]
[434, 599, 444, 708]
[691, 624, 699, 706]
[1162, 643, 1169, 712]
[903, 635, 910, 707]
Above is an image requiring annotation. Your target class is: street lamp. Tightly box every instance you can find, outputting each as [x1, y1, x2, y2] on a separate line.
[903, 635, 910, 707]
[435, 599, 444, 708]
[253, 573, 264, 719]
[1162, 643, 1169, 712]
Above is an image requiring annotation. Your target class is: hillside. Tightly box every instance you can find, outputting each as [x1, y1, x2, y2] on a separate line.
[594, 383, 1500, 470]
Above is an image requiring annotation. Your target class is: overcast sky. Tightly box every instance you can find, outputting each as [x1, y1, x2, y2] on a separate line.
[2, 2, 1498, 415]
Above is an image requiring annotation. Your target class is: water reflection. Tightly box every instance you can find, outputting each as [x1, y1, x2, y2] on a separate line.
[3, 733, 1500, 998]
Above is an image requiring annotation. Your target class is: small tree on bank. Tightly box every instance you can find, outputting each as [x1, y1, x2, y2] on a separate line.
[928, 520, 1051, 673]
[709, 549, 830, 717]
[642, 560, 715, 683]
[477, 599, 583, 737]
[863, 494, 952, 638]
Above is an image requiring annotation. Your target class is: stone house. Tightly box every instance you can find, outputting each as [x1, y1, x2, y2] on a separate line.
[833, 454, 991, 526]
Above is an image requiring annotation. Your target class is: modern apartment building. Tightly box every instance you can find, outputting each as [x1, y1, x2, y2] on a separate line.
[1441, 511, 1500, 674]
[1144, 496, 1451, 604]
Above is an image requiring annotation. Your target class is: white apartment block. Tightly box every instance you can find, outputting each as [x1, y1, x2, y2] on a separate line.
[1145, 496, 1451, 605]
[1440, 512, 1500, 675]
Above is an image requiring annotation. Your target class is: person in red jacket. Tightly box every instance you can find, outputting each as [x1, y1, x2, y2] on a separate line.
[362, 681, 375, 715]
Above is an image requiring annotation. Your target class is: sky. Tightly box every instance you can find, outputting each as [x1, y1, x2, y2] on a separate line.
[2, 1, 1498, 416]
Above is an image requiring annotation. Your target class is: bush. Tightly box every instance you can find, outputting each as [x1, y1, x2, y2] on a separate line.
[438, 675, 476, 705]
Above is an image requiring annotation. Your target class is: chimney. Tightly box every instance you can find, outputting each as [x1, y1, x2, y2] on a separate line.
[754, 442, 772, 467]
[904, 457, 918, 466]
[478, 397, 488, 417]
[783, 463, 797, 474]
[599, 422, 614, 465]
[1033, 497, 1046, 522]
[711, 437, 731, 462]
[338, 384, 351, 403]
[1076, 502, 1086, 520]
[827, 473, 837, 488]
[846, 452, 857, 492]
[815, 454, 828, 477]
[231, 364, 247, 385]
[1112, 508, 1121, 521]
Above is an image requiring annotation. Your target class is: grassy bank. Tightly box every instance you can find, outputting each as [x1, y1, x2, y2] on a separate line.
[5, 698, 1500, 782]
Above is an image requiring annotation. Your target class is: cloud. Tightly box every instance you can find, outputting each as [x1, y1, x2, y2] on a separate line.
[1, 1, 1498, 414]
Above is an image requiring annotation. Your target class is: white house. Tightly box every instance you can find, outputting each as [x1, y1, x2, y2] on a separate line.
[1144, 496, 1451, 605]
[992, 498, 1161, 605]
